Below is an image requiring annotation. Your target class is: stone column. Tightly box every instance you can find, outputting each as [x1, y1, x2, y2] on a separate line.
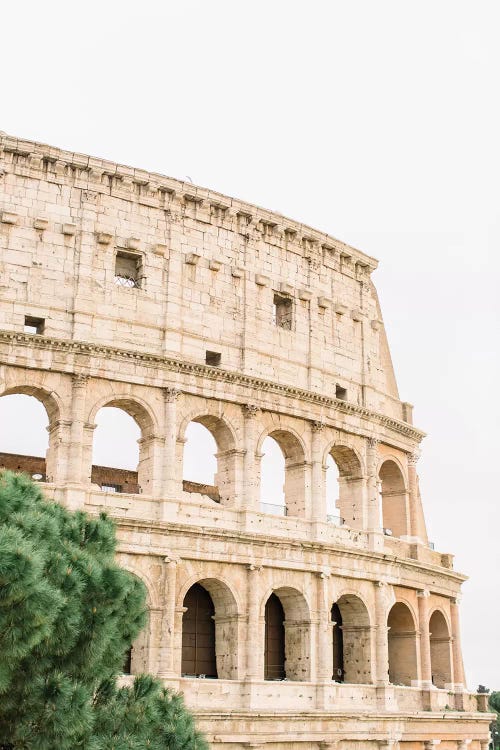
[66, 374, 89, 484]
[375, 581, 390, 685]
[243, 405, 261, 510]
[158, 557, 178, 677]
[246, 564, 262, 679]
[366, 438, 381, 532]
[407, 451, 427, 542]
[311, 421, 327, 521]
[163, 388, 181, 498]
[417, 589, 432, 686]
[316, 570, 333, 681]
[450, 597, 465, 689]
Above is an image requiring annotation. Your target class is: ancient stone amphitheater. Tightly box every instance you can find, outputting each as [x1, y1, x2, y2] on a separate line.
[0, 133, 491, 749]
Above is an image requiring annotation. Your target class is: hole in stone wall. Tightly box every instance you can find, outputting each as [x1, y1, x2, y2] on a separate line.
[272, 293, 293, 330]
[24, 315, 45, 334]
[205, 350, 221, 367]
[114, 250, 142, 288]
[335, 384, 347, 400]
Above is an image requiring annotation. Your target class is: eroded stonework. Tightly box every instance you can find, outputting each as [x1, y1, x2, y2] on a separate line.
[0, 133, 492, 749]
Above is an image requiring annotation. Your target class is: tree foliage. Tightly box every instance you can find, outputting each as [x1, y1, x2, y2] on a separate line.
[0, 471, 207, 750]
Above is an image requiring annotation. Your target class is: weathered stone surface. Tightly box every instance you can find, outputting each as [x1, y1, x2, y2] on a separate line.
[0, 134, 491, 748]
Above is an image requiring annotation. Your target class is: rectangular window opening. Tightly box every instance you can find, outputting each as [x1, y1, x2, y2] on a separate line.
[273, 293, 292, 330]
[114, 251, 142, 288]
[24, 316, 45, 335]
[101, 483, 123, 493]
[335, 384, 347, 401]
[205, 350, 221, 367]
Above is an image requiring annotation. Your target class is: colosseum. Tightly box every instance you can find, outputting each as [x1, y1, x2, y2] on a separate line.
[0, 133, 491, 749]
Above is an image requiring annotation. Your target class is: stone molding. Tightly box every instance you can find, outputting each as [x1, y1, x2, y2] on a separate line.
[0, 330, 425, 444]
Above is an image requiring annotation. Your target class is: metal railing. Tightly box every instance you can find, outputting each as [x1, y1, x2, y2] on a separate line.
[260, 502, 287, 516]
[327, 514, 344, 526]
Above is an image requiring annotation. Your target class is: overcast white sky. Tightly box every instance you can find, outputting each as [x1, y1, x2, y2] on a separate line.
[1, 0, 499, 691]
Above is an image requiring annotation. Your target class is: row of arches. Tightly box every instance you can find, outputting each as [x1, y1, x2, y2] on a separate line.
[125, 577, 453, 688]
[0, 390, 410, 535]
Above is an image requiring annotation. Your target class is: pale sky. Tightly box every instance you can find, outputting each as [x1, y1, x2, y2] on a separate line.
[1, 0, 499, 691]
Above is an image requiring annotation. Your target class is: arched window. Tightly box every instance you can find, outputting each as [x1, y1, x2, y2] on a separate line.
[387, 602, 418, 686]
[92, 407, 141, 493]
[181, 416, 237, 505]
[183, 422, 219, 501]
[331, 595, 372, 684]
[263, 587, 310, 681]
[264, 593, 285, 680]
[429, 610, 452, 688]
[379, 460, 409, 538]
[260, 430, 306, 517]
[181, 583, 217, 678]
[326, 446, 364, 528]
[0, 393, 49, 481]
[260, 436, 286, 515]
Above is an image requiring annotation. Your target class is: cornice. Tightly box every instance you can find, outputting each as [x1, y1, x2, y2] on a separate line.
[0, 330, 426, 443]
[0, 133, 377, 272]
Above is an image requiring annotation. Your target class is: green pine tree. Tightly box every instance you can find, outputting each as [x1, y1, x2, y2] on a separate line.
[0, 471, 208, 750]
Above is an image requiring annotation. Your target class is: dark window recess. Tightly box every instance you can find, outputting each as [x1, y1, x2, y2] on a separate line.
[181, 583, 217, 678]
[205, 351, 221, 366]
[264, 593, 286, 680]
[24, 316, 45, 334]
[272, 294, 293, 329]
[335, 384, 347, 401]
[114, 251, 142, 288]
[123, 646, 132, 675]
[331, 602, 344, 682]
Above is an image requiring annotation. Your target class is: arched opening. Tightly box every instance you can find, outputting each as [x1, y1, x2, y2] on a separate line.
[122, 572, 150, 676]
[331, 602, 344, 681]
[326, 445, 364, 528]
[265, 594, 285, 679]
[180, 577, 239, 679]
[0, 390, 57, 481]
[387, 602, 418, 686]
[260, 430, 306, 517]
[182, 583, 217, 678]
[182, 416, 236, 505]
[263, 587, 310, 681]
[379, 460, 409, 538]
[92, 406, 141, 493]
[260, 436, 286, 515]
[429, 610, 452, 688]
[331, 594, 372, 684]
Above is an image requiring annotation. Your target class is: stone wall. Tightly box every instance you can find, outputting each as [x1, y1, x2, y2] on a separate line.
[0, 133, 491, 749]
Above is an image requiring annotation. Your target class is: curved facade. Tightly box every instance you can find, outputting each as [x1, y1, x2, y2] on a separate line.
[0, 133, 491, 749]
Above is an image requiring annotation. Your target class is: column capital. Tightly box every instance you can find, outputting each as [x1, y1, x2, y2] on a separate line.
[244, 403, 261, 418]
[163, 387, 181, 402]
[247, 563, 263, 572]
[72, 373, 89, 387]
[407, 449, 421, 466]
[417, 588, 431, 599]
[318, 567, 331, 579]
[450, 595, 462, 606]
[312, 419, 326, 432]
[164, 554, 180, 565]
[367, 437, 380, 449]
[423, 742, 441, 750]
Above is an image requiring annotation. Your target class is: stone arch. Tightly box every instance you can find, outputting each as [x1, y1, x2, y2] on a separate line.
[324, 442, 365, 529]
[0, 384, 64, 483]
[429, 608, 453, 688]
[179, 576, 240, 680]
[261, 585, 311, 681]
[89, 394, 158, 495]
[331, 592, 372, 684]
[179, 411, 239, 506]
[379, 458, 410, 538]
[387, 601, 418, 686]
[258, 428, 307, 518]
[118, 568, 152, 676]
